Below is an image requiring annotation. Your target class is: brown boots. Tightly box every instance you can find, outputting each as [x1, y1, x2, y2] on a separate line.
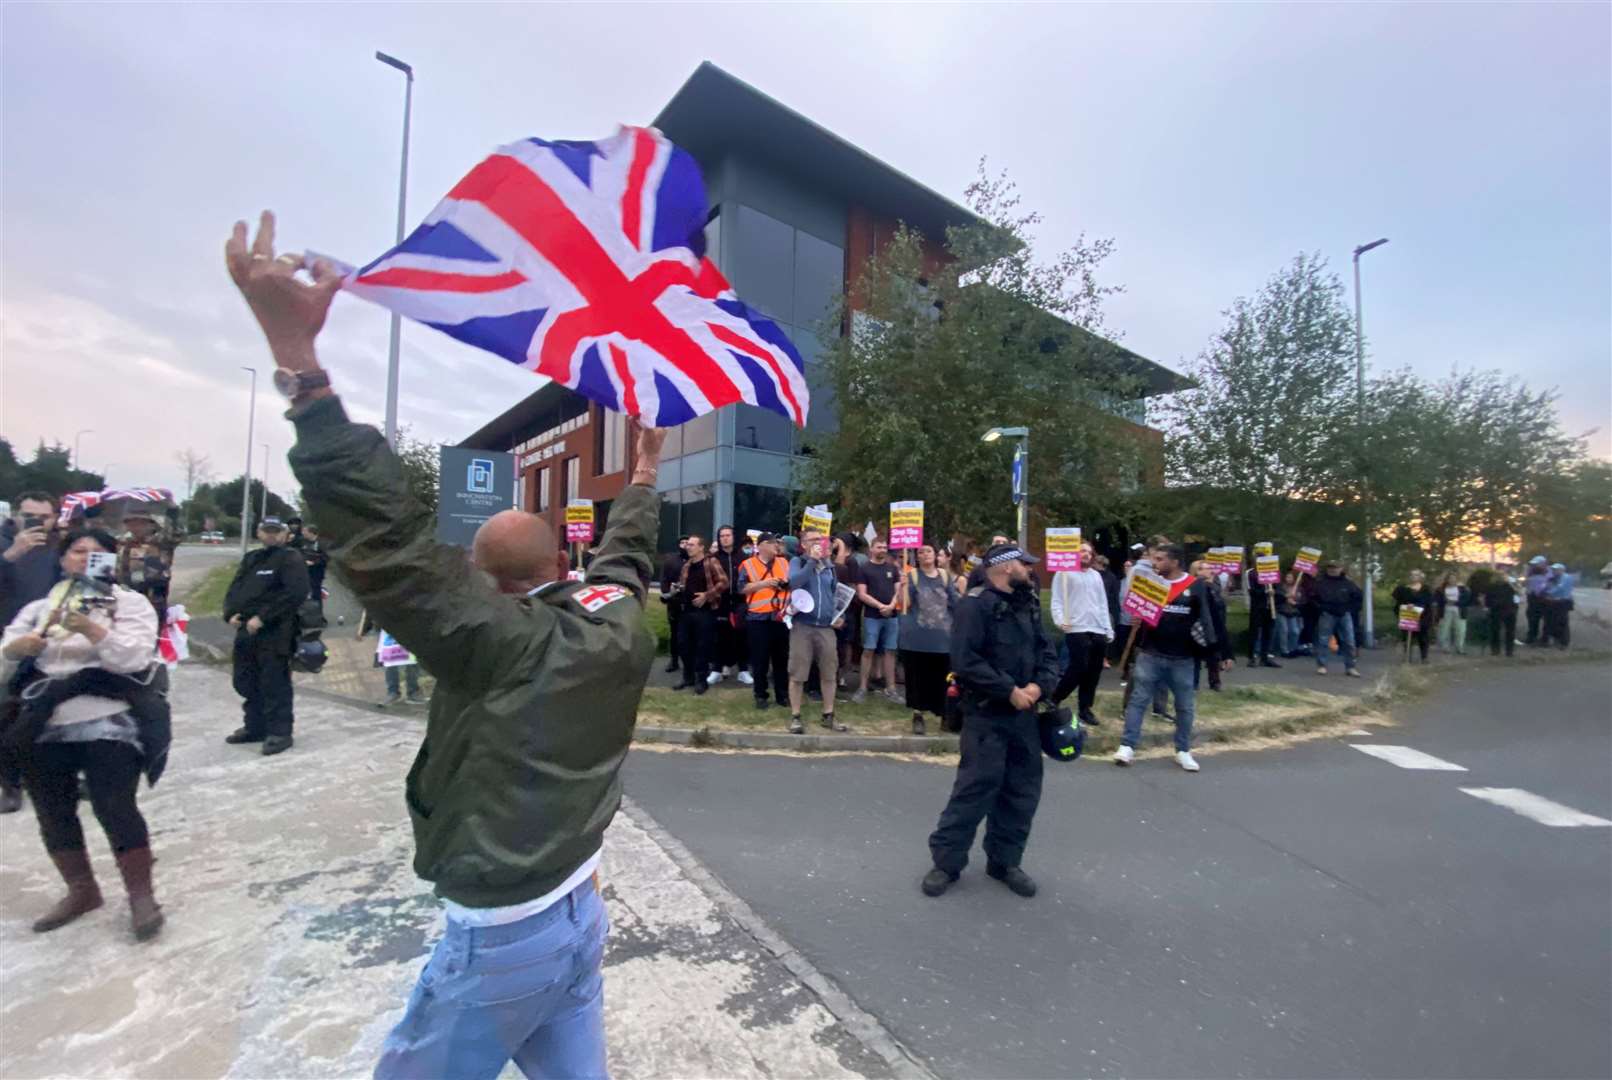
[32, 847, 164, 941]
[31, 849, 103, 933]
[114, 847, 164, 941]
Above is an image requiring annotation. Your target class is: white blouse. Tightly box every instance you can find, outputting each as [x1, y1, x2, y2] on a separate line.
[1, 584, 159, 728]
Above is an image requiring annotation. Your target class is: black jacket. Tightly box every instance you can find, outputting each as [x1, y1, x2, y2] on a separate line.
[951, 582, 1058, 720]
[1312, 574, 1362, 616]
[1392, 585, 1437, 632]
[1205, 582, 1234, 662]
[224, 546, 310, 651]
[0, 522, 63, 629]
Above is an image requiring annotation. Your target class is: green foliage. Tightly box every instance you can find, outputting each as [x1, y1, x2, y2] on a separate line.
[801, 162, 1144, 544]
[1518, 458, 1612, 573]
[190, 474, 296, 533]
[395, 427, 441, 516]
[0, 437, 106, 503]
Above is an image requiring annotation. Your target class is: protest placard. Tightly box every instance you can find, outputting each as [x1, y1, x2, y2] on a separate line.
[1398, 604, 1424, 632]
[1256, 553, 1281, 585]
[1045, 527, 1083, 572]
[802, 505, 832, 534]
[377, 631, 414, 668]
[565, 500, 594, 543]
[889, 501, 924, 549]
[1122, 567, 1173, 628]
[1294, 546, 1322, 576]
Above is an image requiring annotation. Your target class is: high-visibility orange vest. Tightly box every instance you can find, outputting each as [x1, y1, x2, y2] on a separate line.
[741, 556, 788, 618]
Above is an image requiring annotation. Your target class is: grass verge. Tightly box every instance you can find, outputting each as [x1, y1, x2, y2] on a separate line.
[181, 562, 236, 618]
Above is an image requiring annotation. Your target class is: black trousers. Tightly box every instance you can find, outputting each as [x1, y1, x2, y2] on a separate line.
[1543, 602, 1571, 648]
[664, 601, 683, 668]
[678, 607, 717, 683]
[1489, 610, 1517, 656]
[24, 739, 148, 854]
[716, 610, 744, 671]
[1249, 604, 1279, 660]
[1525, 598, 1544, 644]
[233, 633, 295, 738]
[1403, 629, 1431, 662]
[928, 715, 1044, 875]
[745, 619, 789, 703]
[1052, 632, 1106, 712]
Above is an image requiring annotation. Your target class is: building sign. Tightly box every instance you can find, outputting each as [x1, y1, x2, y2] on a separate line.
[1045, 527, 1082, 572]
[566, 499, 595, 544]
[437, 447, 516, 546]
[889, 501, 923, 550]
[519, 439, 568, 471]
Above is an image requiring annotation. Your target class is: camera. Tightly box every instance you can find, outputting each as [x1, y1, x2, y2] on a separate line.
[20, 514, 48, 530]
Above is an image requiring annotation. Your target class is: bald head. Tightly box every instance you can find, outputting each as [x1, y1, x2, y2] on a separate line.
[473, 510, 561, 594]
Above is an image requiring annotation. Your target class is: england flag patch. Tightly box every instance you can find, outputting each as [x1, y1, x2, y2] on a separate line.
[574, 584, 630, 613]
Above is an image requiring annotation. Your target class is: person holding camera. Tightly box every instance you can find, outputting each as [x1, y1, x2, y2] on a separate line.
[1, 492, 64, 813]
[1, 527, 166, 939]
[222, 515, 310, 756]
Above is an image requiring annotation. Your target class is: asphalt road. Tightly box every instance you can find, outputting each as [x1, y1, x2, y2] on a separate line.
[625, 663, 1612, 1079]
[168, 541, 242, 599]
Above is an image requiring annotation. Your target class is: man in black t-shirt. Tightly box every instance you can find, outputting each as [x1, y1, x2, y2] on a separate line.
[1482, 574, 1520, 658]
[852, 537, 906, 703]
[1113, 544, 1216, 772]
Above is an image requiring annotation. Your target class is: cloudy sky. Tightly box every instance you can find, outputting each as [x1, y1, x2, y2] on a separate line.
[3, 2, 1608, 502]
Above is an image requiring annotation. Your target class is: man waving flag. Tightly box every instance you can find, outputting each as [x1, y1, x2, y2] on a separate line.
[340, 126, 809, 428]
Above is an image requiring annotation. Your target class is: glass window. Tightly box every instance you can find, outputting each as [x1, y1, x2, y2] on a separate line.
[595, 407, 626, 476]
[682, 411, 718, 454]
[594, 499, 612, 541]
[733, 483, 794, 540]
[657, 502, 682, 558]
[536, 468, 550, 512]
[727, 204, 794, 323]
[793, 230, 844, 333]
[734, 403, 794, 454]
[562, 457, 579, 506]
[678, 485, 714, 547]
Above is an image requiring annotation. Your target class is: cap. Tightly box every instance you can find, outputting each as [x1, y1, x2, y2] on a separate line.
[1550, 562, 1565, 571]
[756, 532, 780, 545]
[1528, 555, 1547, 566]
[984, 542, 1038, 567]
[260, 517, 286, 530]
[1129, 543, 1145, 553]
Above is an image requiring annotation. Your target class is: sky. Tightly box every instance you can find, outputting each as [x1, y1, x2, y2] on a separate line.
[3, 2, 1608, 504]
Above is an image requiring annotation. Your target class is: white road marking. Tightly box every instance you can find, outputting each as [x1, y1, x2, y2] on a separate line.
[1459, 788, 1612, 828]
[1347, 729, 1374, 736]
[1349, 744, 1468, 771]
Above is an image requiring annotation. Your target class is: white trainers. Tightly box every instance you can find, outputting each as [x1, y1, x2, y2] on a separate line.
[1113, 744, 1134, 766]
[1176, 751, 1200, 772]
[737, 671, 755, 686]
[706, 671, 721, 686]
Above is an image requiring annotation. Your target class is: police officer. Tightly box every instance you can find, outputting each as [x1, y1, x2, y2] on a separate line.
[222, 515, 309, 756]
[923, 542, 1058, 899]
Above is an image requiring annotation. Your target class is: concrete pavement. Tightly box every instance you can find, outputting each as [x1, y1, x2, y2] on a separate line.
[0, 667, 904, 1080]
[624, 662, 1612, 1079]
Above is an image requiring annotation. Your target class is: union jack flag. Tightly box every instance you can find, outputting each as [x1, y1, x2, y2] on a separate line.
[58, 488, 175, 527]
[341, 126, 809, 428]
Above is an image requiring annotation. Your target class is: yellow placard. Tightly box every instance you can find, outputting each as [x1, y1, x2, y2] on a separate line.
[801, 505, 833, 534]
[565, 501, 593, 524]
[1129, 572, 1171, 607]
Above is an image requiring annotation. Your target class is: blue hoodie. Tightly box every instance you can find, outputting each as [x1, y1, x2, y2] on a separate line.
[787, 555, 838, 627]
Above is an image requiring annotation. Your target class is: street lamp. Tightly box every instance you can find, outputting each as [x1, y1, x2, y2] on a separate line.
[981, 426, 1031, 551]
[73, 430, 94, 472]
[1352, 237, 1388, 646]
[376, 50, 414, 448]
[241, 366, 257, 555]
[261, 443, 272, 523]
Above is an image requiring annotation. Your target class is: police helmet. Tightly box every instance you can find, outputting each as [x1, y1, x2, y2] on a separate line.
[1038, 704, 1084, 763]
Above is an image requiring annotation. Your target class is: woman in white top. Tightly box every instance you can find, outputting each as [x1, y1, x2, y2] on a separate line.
[1, 526, 164, 940]
[1049, 543, 1115, 727]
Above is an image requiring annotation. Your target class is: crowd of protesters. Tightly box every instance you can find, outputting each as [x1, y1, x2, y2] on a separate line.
[651, 520, 1586, 757]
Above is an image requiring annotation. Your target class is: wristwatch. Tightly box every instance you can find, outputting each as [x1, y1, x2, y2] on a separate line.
[272, 367, 331, 402]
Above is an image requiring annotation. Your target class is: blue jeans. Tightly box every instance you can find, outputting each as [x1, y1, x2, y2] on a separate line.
[862, 615, 899, 652]
[375, 878, 608, 1080]
[1121, 653, 1196, 752]
[384, 664, 420, 696]
[1315, 612, 1357, 670]
[1283, 615, 1303, 652]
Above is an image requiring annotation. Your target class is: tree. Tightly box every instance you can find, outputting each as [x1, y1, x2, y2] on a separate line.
[395, 427, 441, 515]
[1517, 458, 1611, 574]
[191, 475, 296, 534]
[1158, 252, 1358, 542]
[1, 438, 105, 502]
[174, 448, 214, 531]
[802, 163, 1144, 545]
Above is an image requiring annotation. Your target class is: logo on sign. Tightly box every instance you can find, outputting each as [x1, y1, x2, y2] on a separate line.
[467, 458, 496, 494]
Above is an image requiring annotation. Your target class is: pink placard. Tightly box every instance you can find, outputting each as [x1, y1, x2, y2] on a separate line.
[889, 526, 922, 549]
[566, 521, 594, 543]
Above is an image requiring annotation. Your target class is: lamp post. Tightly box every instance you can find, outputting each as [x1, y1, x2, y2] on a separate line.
[73, 429, 94, 472]
[261, 444, 271, 523]
[240, 366, 257, 555]
[376, 50, 414, 448]
[981, 426, 1031, 551]
[1352, 237, 1388, 647]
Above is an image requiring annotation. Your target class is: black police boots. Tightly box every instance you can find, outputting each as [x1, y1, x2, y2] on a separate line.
[987, 864, 1038, 897]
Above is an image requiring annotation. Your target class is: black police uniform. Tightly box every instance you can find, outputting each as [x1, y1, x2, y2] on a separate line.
[928, 579, 1059, 876]
[223, 545, 309, 741]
